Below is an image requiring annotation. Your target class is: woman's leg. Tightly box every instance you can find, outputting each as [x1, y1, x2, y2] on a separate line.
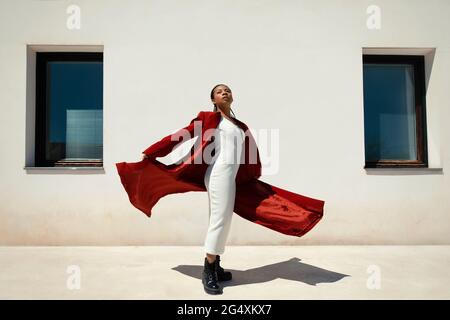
[206, 253, 217, 263]
[204, 164, 236, 257]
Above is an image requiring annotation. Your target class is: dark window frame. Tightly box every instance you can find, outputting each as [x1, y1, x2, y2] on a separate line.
[362, 54, 428, 168]
[35, 52, 103, 167]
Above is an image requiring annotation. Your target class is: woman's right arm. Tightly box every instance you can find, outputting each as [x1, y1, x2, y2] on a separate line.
[141, 111, 204, 160]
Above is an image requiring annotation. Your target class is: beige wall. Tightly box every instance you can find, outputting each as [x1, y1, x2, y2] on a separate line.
[0, 0, 449, 245]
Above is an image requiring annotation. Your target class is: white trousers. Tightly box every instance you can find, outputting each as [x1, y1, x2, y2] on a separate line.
[203, 161, 238, 255]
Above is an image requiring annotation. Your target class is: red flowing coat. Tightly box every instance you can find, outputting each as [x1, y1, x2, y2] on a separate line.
[115, 110, 325, 237]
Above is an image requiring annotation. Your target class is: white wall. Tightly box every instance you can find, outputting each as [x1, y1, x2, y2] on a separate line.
[0, 0, 449, 245]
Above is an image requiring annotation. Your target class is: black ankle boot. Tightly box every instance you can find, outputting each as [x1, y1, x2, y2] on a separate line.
[215, 255, 232, 281]
[202, 258, 222, 295]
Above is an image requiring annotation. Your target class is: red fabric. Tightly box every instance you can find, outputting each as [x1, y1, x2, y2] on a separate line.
[115, 110, 325, 237]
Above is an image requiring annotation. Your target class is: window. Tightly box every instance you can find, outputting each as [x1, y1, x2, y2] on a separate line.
[35, 52, 103, 167]
[362, 55, 427, 168]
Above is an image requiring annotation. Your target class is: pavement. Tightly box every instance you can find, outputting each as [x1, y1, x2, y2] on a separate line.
[0, 245, 448, 299]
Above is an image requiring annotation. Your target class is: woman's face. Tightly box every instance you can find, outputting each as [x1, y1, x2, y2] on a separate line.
[212, 85, 233, 108]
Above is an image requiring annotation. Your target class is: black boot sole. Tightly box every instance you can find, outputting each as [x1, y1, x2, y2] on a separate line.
[202, 278, 223, 294]
[203, 286, 223, 295]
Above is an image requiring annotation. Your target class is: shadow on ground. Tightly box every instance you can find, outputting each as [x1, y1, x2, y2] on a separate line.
[172, 257, 350, 287]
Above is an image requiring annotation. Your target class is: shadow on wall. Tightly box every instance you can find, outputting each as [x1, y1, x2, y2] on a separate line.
[172, 257, 350, 287]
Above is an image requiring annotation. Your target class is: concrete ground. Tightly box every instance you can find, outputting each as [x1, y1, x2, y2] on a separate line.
[0, 245, 448, 299]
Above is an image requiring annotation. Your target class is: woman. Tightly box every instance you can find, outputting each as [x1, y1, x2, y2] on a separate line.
[200, 84, 243, 294]
[142, 84, 242, 294]
[117, 84, 325, 295]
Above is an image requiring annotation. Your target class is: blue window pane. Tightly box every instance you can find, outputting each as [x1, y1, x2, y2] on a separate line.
[363, 64, 417, 161]
[46, 61, 103, 160]
[66, 110, 103, 158]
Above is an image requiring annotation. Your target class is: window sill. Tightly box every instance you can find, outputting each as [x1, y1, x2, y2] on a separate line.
[364, 167, 443, 175]
[24, 166, 105, 174]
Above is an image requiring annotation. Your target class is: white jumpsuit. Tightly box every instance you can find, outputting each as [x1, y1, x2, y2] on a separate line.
[203, 115, 245, 255]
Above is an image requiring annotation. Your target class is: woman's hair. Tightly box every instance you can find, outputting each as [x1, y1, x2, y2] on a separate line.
[210, 84, 236, 118]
